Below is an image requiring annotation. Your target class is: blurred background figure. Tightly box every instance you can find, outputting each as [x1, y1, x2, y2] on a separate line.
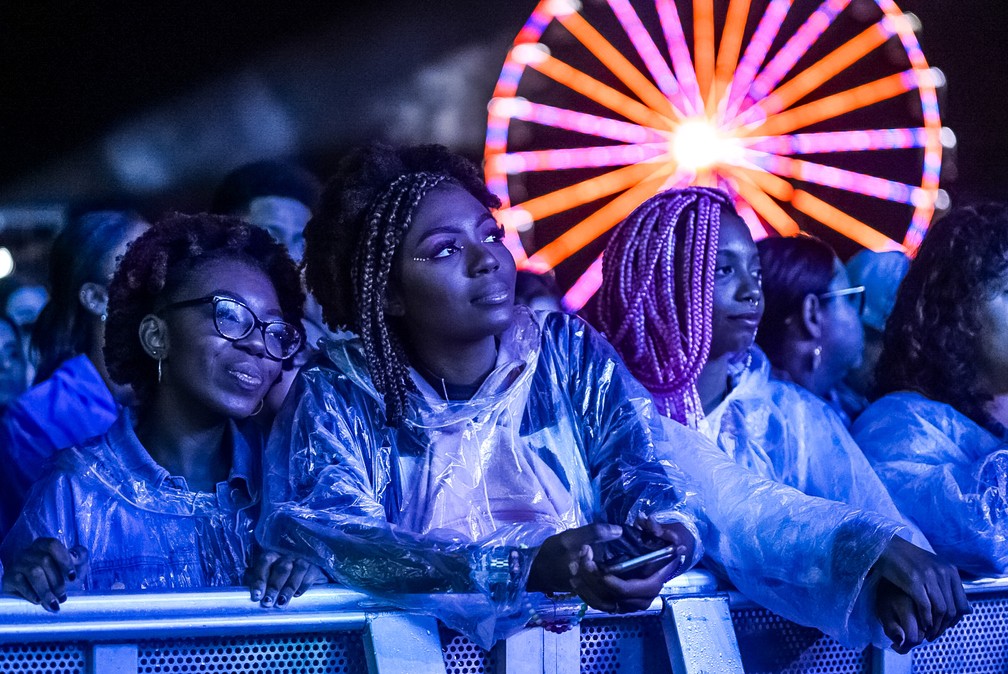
[0, 314, 27, 411]
[756, 234, 866, 426]
[844, 249, 911, 402]
[513, 269, 563, 315]
[0, 210, 148, 533]
[5, 284, 48, 381]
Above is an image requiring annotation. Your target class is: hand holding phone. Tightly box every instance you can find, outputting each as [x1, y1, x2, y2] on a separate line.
[601, 544, 683, 576]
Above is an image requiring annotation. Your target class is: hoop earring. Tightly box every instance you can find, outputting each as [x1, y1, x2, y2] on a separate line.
[811, 345, 823, 372]
[252, 399, 264, 416]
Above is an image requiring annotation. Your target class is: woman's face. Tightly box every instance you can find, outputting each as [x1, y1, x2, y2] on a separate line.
[709, 212, 763, 360]
[0, 320, 27, 406]
[818, 260, 865, 386]
[158, 258, 284, 420]
[974, 274, 1008, 396]
[391, 183, 516, 353]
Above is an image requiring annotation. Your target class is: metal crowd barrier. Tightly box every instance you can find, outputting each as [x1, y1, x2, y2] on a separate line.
[0, 571, 1005, 673]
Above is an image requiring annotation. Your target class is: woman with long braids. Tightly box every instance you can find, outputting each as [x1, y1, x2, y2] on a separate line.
[256, 143, 703, 647]
[853, 203, 1008, 576]
[596, 186, 969, 652]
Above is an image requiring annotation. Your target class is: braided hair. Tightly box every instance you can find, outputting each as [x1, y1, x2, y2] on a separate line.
[303, 144, 500, 427]
[597, 186, 733, 427]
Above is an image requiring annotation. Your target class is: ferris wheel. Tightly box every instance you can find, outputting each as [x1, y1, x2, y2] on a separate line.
[484, 0, 951, 310]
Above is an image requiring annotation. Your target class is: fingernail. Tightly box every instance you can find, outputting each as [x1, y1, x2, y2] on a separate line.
[608, 525, 623, 536]
[48, 600, 59, 611]
[568, 561, 579, 575]
[67, 570, 76, 581]
[251, 590, 262, 601]
[277, 595, 288, 606]
[68, 549, 79, 560]
[58, 594, 67, 603]
[262, 595, 274, 607]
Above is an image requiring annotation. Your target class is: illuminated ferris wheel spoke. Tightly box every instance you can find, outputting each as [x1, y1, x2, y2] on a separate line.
[526, 165, 676, 270]
[492, 100, 668, 145]
[742, 0, 853, 111]
[747, 70, 917, 137]
[491, 142, 670, 174]
[722, 169, 800, 236]
[655, 0, 703, 113]
[722, 0, 793, 121]
[744, 128, 928, 155]
[791, 190, 903, 251]
[713, 0, 753, 106]
[522, 49, 675, 131]
[562, 252, 606, 311]
[556, 10, 682, 121]
[745, 151, 930, 205]
[503, 161, 663, 224]
[693, 0, 717, 109]
[734, 20, 896, 127]
[607, 0, 686, 109]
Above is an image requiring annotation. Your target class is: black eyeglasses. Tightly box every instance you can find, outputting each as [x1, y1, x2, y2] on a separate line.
[817, 285, 866, 316]
[159, 295, 302, 361]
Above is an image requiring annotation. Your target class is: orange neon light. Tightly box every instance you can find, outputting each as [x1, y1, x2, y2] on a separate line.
[747, 70, 914, 137]
[726, 171, 800, 236]
[527, 166, 674, 270]
[506, 161, 663, 223]
[730, 165, 795, 201]
[694, 0, 716, 109]
[791, 190, 906, 252]
[713, 0, 752, 108]
[557, 11, 680, 122]
[531, 54, 675, 131]
[759, 22, 891, 117]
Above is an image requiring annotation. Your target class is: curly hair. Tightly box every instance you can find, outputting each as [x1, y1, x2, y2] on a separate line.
[755, 233, 836, 357]
[876, 202, 1008, 427]
[596, 186, 732, 427]
[105, 212, 305, 405]
[302, 143, 500, 427]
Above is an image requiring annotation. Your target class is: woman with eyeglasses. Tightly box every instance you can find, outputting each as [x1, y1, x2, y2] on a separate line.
[853, 203, 1008, 576]
[1, 213, 318, 610]
[596, 187, 968, 652]
[755, 234, 867, 426]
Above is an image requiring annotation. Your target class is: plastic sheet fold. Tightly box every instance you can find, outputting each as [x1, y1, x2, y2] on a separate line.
[258, 308, 702, 647]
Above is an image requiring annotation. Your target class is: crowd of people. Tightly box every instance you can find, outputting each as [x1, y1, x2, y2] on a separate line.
[0, 143, 1002, 656]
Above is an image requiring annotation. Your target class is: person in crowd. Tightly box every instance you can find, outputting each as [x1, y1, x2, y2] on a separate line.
[755, 234, 866, 425]
[1, 213, 317, 611]
[213, 159, 327, 414]
[256, 144, 702, 648]
[595, 186, 968, 652]
[853, 203, 1008, 577]
[5, 284, 48, 381]
[844, 249, 910, 402]
[0, 314, 27, 411]
[0, 211, 148, 533]
[513, 269, 563, 314]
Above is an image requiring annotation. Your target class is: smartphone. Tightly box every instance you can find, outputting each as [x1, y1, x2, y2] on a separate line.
[602, 544, 681, 575]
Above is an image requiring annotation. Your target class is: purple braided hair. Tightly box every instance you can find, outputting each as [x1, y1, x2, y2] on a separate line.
[598, 186, 733, 427]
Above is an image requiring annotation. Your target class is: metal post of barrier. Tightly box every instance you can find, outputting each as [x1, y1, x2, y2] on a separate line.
[661, 595, 745, 674]
[495, 625, 580, 674]
[91, 643, 138, 674]
[365, 614, 447, 674]
[873, 646, 912, 674]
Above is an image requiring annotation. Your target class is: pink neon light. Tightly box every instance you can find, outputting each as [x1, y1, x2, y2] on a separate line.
[746, 150, 924, 204]
[722, 0, 793, 121]
[505, 100, 668, 145]
[655, 0, 702, 115]
[744, 128, 927, 154]
[607, 0, 685, 112]
[744, 0, 852, 108]
[493, 143, 669, 173]
[561, 253, 605, 311]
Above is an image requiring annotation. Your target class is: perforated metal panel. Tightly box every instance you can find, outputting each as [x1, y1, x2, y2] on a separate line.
[913, 593, 1008, 673]
[136, 631, 368, 674]
[731, 607, 871, 674]
[439, 625, 495, 674]
[580, 616, 673, 674]
[0, 643, 87, 674]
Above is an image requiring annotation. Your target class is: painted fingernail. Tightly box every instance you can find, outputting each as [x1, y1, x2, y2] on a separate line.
[251, 590, 262, 601]
[58, 594, 67, 603]
[67, 570, 76, 581]
[277, 595, 288, 606]
[68, 549, 79, 560]
[48, 600, 59, 611]
[262, 595, 274, 607]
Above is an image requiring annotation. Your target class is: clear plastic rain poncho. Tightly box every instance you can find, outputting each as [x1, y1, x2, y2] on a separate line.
[684, 347, 931, 647]
[257, 308, 702, 648]
[853, 391, 1008, 576]
[1, 410, 260, 590]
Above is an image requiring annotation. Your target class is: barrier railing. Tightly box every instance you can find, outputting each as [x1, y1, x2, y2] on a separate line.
[0, 571, 1005, 673]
